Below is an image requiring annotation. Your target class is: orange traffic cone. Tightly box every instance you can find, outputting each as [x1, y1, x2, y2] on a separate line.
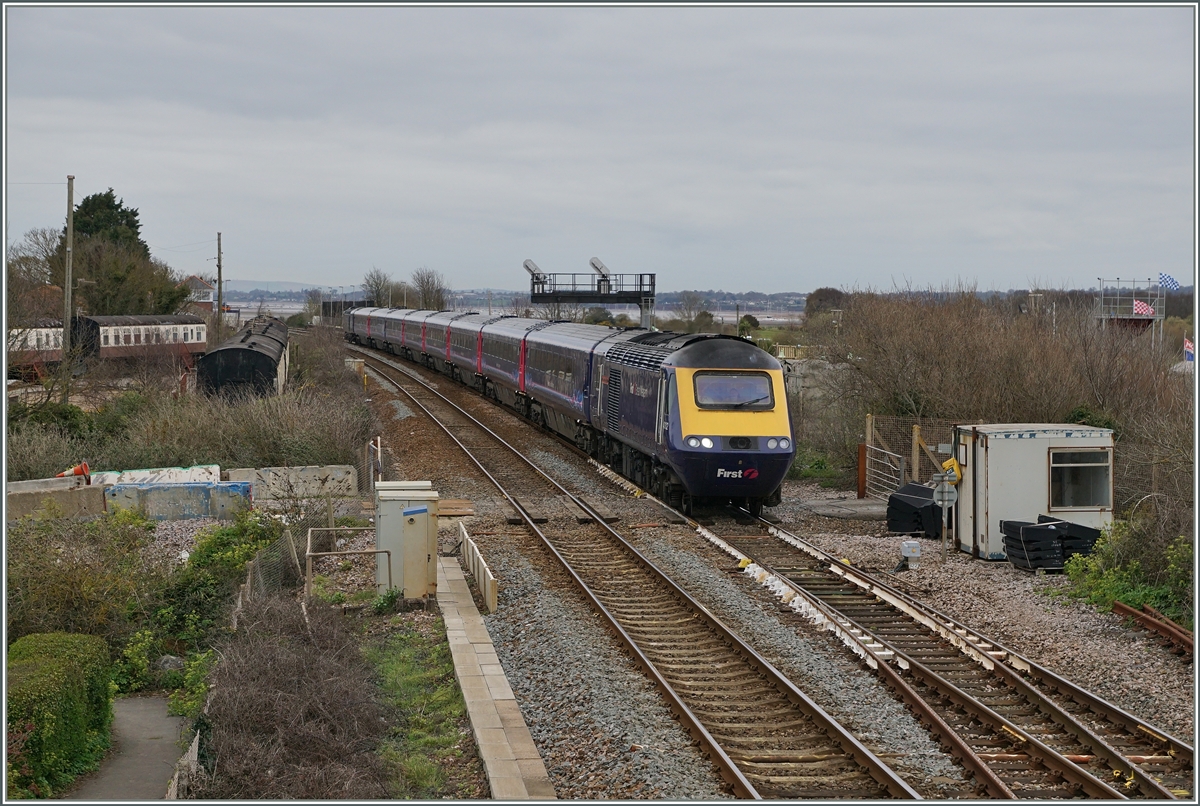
[56, 461, 90, 479]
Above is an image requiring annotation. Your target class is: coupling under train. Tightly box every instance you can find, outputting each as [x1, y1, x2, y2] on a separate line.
[345, 307, 796, 515]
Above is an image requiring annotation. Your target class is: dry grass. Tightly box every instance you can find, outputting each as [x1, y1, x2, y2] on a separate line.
[6, 327, 376, 481]
[190, 596, 390, 800]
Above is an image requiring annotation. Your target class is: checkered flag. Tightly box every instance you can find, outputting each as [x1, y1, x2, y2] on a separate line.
[1159, 273, 1181, 291]
[1133, 299, 1155, 316]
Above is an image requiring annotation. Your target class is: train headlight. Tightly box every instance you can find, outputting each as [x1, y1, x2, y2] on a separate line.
[767, 438, 779, 449]
[686, 437, 701, 448]
[700, 437, 714, 449]
[779, 438, 791, 450]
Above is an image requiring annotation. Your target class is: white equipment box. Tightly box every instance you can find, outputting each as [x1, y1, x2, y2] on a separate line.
[375, 482, 439, 598]
[955, 424, 1113, 560]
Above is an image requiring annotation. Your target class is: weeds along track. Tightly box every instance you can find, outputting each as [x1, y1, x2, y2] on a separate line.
[359, 352, 919, 800]
[695, 516, 1194, 801]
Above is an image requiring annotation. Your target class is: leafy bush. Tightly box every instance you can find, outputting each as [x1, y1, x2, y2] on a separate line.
[153, 511, 281, 651]
[6, 508, 168, 649]
[6, 633, 114, 798]
[113, 629, 157, 694]
[1065, 520, 1193, 629]
[167, 650, 215, 721]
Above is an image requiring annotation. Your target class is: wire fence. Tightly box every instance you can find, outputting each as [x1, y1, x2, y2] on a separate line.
[868, 415, 957, 487]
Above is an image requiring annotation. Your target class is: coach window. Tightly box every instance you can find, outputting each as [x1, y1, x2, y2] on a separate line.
[103, 331, 110, 346]
[134, 331, 141, 344]
[1050, 450, 1111, 509]
[123, 329, 131, 345]
[172, 327, 179, 342]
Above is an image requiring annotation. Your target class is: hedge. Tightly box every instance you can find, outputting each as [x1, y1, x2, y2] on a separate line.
[6, 633, 114, 798]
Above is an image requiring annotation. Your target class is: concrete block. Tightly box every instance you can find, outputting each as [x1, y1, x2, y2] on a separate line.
[6, 475, 90, 495]
[6, 485, 108, 520]
[105, 482, 252, 521]
[91, 464, 220, 486]
[226, 465, 357, 500]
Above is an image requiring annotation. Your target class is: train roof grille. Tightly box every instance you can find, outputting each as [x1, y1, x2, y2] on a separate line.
[606, 341, 673, 370]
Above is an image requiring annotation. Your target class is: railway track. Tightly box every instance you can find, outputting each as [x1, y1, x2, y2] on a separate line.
[688, 517, 1194, 800]
[1112, 601, 1194, 659]
[358, 352, 920, 799]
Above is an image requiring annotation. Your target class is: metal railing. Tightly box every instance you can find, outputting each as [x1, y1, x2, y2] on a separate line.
[865, 444, 906, 501]
[529, 272, 655, 296]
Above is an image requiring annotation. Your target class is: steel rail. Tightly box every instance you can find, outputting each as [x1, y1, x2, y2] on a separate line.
[1113, 600, 1194, 656]
[735, 517, 1191, 799]
[696, 530, 1131, 798]
[753, 518, 1195, 761]
[359, 352, 921, 800]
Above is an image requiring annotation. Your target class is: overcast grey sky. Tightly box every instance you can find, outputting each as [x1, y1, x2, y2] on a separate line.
[4, 5, 1195, 294]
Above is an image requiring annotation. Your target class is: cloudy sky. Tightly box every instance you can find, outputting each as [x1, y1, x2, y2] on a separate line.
[4, 5, 1195, 294]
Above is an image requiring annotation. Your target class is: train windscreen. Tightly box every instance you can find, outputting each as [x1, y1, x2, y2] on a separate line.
[693, 371, 774, 410]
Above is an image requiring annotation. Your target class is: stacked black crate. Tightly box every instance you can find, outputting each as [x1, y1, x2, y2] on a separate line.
[886, 483, 945, 539]
[1037, 515, 1101, 562]
[1000, 520, 1065, 571]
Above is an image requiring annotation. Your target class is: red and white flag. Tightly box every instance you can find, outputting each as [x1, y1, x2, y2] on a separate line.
[1185, 337, 1194, 361]
[1133, 299, 1155, 316]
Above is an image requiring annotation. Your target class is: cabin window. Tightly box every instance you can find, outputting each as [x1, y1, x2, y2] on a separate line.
[693, 371, 774, 411]
[134, 332, 141, 344]
[1050, 450, 1111, 508]
[103, 332, 110, 346]
[124, 329, 132, 345]
[172, 328, 179, 342]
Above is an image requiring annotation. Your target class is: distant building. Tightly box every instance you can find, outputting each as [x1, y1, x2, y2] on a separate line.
[182, 275, 216, 313]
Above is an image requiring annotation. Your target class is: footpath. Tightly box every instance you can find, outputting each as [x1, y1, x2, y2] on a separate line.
[63, 696, 186, 801]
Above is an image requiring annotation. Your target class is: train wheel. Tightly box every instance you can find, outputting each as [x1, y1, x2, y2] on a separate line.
[667, 485, 683, 510]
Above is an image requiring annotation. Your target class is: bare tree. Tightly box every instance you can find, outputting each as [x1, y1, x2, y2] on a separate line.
[507, 293, 534, 318]
[534, 301, 584, 322]
[386, 280, 415, 308]
[677, 291, 707, 333]
[304, 288, 323, 319]
[360, 267, 392, 307]
[410, 267, 449, 310]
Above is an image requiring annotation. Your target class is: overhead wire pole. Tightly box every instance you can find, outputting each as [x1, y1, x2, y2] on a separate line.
[61, 175, 75, 404]
[216, 232, 223, 342]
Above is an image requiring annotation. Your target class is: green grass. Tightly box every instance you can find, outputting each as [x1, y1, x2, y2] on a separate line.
[787, 444, 852, 488]
[366, 619, 473, 798]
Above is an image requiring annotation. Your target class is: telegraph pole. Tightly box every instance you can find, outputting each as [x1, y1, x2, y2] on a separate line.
[61, 175, 75, 403]
[216, 232, 223, 341]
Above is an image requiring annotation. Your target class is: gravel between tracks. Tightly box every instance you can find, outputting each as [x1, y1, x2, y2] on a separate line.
[361, 354, 1195, 799]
